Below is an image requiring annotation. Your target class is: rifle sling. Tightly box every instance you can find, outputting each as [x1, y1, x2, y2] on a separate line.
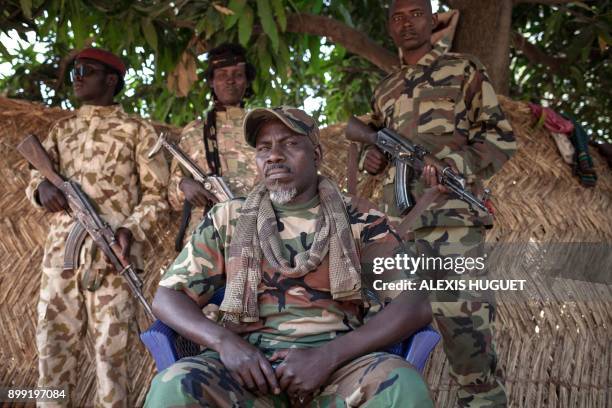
[175, 200, 193, 252]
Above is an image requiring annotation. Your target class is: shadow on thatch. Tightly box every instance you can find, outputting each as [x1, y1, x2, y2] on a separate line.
[0, 97, 610, 407]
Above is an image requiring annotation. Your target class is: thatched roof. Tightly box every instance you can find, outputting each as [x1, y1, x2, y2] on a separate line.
[0, 96, 610, 407]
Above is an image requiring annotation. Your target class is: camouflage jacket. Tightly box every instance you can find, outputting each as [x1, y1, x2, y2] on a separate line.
[371, 44, 517, 227]
[168, 107, 258, 241]
[159, 195, 411, 355]
[26, 104, 169, 271]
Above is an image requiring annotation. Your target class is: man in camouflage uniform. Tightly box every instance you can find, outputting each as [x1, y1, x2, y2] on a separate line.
[25, 48, 169, 407]
[145, 107, 433, 407]
[169, 43, 259, 249]
[363, 1, 517, 406]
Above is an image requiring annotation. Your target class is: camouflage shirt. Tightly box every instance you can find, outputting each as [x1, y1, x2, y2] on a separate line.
[168, 107, 259, 241]
[159, 195, 408, 354]
[26, 104, 169, 271]
[371, 44, 517, 227]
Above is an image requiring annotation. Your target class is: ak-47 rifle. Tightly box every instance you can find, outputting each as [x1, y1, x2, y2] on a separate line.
[17, 135, 155, 320]
[148, 133, 234, 203]
[345, 116, 491, 215]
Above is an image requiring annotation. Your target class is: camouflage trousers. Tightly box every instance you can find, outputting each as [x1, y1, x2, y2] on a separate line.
[36, 266, 133, 408]
[414, 226, 507, 408]
[145, 350, 433, 407]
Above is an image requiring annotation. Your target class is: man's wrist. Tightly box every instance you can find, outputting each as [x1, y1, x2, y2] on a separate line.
[319, 340, 345, 372]
[202, 323, 236, 352]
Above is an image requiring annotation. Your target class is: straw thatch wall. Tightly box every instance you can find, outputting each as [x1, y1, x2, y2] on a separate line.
[0, 96, 610, 407]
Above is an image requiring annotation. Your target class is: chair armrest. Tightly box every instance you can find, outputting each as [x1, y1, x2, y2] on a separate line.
[403, 325, 441, 374]
[140, 319, 181, 372]
[140, 288, 226, 372]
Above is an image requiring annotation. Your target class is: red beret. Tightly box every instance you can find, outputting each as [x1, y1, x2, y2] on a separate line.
[75, 48, 126, 77]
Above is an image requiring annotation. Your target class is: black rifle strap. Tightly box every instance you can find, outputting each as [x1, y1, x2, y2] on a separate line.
[175, 200, 193, 252]
[203, 108, 222, 176]
[175, 107, 222, 251]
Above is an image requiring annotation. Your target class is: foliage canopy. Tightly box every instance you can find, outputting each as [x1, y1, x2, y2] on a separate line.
[0, 0, 610, 141]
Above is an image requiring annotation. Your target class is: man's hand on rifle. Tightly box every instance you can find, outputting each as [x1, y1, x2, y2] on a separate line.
[37, 179, 69, 212]
[179, 177, 219, 207]
[363, 146, 388, 175]
[422, 159, 459, 194]
[115, 227, 133, 266]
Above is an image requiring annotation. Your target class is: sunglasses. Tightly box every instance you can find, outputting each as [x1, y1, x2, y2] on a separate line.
[69, 65, 107, 82]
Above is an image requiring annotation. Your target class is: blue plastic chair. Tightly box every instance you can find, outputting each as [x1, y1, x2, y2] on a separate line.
[141, 288, 440, 374]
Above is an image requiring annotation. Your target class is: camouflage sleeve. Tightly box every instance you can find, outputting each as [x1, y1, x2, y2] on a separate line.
[444, 60, 517, 182]
[369, 91, 385, 129]
[120, 122, 170, 241]
[358, 92, 386, 171]
[158, 208, 226, 306]
[25, 122, 61, 209]
[353, 202, 414, 302]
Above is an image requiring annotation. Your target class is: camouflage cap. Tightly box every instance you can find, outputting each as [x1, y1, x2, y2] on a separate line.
[244, 106, 320, 147]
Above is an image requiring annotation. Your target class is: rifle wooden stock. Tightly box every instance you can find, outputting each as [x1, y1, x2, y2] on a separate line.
[17, 135, 64, 187]
[345, 116, 378, 145]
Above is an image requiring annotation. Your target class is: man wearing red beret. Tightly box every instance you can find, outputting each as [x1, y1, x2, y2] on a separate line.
[25, 48, 169, 406]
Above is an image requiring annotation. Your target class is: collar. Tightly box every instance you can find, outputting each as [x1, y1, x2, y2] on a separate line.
[272, 195, 320, 212]
[400, 43, 447, 68]
[77, 104, 123, 119]
[216, 106, 245, 122]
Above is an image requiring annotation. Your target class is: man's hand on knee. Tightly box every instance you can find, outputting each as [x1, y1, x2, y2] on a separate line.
[218, 334, 281, 396]
[271, 348, 335, 403]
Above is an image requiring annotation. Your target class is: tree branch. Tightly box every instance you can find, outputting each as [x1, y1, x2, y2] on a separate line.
[511, 31, 568, 75]
[513, 0, 585, 5]
[286, 13, 399, 74]
[173, 12, 399, 73]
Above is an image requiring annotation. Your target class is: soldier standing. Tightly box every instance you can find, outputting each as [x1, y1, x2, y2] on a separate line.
[363, 1, 517, 406]
[25, 48, 169, 406]
[169, 43, 258, 249]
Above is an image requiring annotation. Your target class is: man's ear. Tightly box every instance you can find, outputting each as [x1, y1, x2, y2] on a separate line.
[431, 12, 439, 28]
[314, 144, 323, 169]
[106, 72, 118, 91]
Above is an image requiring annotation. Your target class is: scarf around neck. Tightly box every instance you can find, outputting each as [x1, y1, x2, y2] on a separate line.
[219, 176, 363, 325]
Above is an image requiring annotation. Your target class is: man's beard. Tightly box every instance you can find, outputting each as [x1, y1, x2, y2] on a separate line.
[268, 182, 298, 205]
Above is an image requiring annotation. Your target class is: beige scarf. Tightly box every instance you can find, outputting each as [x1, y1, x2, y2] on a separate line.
[219, 176, 362, 325]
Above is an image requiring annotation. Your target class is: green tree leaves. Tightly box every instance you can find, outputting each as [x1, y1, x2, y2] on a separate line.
[257, 0, 279, 50]
[238, 4, 254, 46]
[511, 1, 611, 141]
[19, 0, 33, 20]
[141, 19, 158, 51]
[0, 0, 609, 142]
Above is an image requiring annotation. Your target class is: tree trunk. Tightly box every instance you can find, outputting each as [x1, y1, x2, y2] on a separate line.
[447, 0, 513, 94]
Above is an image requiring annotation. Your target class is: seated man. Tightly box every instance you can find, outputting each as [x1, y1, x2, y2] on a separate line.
[145, 107, 433, 407]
